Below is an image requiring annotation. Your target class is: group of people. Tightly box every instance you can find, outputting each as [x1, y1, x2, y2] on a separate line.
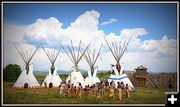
[58, 80, 83, 98]
[106, 81, 131, 100]
[58, 80, 131, 100]
[96, 80, 131, 100]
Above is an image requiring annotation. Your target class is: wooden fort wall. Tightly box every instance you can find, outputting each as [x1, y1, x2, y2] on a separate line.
[125, 71, 177, 89]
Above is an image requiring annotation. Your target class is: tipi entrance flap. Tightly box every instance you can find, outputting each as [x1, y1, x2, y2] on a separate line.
[111, 65, 119, 76]
[87, 69, 92, 78]
[85, 66, 100, 87]
[92, 66, 98, 78]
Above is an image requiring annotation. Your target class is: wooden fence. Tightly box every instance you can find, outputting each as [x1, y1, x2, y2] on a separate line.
[125, 71, 177, 89]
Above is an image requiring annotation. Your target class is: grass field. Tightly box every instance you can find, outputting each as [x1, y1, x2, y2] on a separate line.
[2, 73, 176, 104]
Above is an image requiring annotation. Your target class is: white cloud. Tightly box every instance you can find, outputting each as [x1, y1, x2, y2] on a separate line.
[3, 24, 27, 68]
[141, 36, 176, 57]
[120, 28, 148, 39]
[23, 17, 64, 47]
[69, 10, 100, 31]
[23, 10, 103, 47]
[3, 10, 177, 73]
[4, 24, 25, 42]
[100, 18, 118, 26]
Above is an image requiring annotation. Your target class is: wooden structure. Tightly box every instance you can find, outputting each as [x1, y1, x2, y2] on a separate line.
[134, 65, 147, 87]
[124, 65, 177, 89]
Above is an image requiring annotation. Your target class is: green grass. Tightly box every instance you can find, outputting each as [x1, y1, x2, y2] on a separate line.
[3, 81, 176, 104]
[97, 72, 111, 80]
[3, 73, 176, 104]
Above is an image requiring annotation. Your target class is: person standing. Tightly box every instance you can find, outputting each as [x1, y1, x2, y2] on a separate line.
[109, 81, 115, 99]
[106, 83, 111, 98]
[63, 83, 68, 97]
[74, 86, 77, 98]
[96, 90, 101, 99]
[59, 84, 64, 98]
[84, 85, 88, 96]
[87, 85, 90, 96]
[117, 82, 123, 100]
[77, 83, 82, 98]
[125, 84, 130, 98]
[100, 80, 105, 96]
[70, 84, 74, 98]
[92, 84, 96, 95]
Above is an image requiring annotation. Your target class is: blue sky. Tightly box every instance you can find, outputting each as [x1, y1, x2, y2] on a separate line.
[3, 3, 178, 72]
[3, 3, 177, 40]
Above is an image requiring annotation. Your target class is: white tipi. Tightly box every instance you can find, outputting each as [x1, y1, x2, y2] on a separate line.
[60, 41, 90, 88]
[104, 36, 135, 91]
[108, 64, 135, 91]
[41, 48, 62, 88]
[83, 45, 102, 86]
[12, 43, 40, 88]
[85, 66, 100, 86]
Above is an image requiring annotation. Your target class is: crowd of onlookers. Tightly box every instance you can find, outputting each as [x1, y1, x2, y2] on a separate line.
[58, 80, 131, 100]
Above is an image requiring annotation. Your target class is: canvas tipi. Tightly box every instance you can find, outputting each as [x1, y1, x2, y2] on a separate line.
[104, 36, 135, 91]
[41, 47, 62, 88]
[83, 45, 102, 86]
[60, 41, 90, 88]
[12, 43, 40, 88]
[85, 66, 100, 87]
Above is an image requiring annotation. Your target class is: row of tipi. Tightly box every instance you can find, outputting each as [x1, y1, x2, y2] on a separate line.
[12, 37, 135, 91]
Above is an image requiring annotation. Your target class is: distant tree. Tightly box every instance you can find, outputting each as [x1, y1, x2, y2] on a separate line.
[3, 64, 21, 82]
